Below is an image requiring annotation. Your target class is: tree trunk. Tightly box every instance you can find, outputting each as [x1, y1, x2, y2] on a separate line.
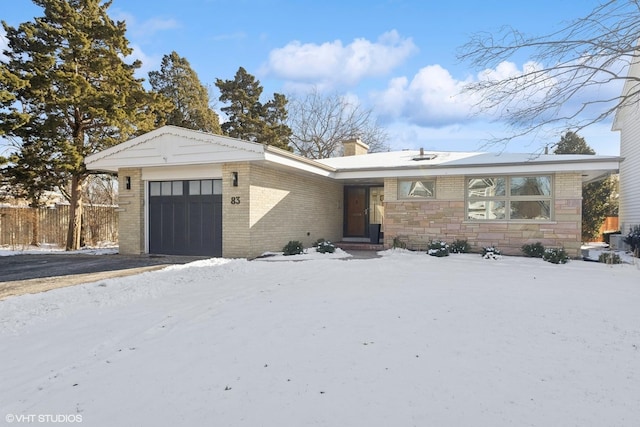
[30, 207, 39, 246]
[66, 174, 84, 251]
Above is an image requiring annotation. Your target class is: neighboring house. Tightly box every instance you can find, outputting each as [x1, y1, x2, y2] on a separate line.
[612, 58, 640, 235]
[86, 125, 620, 259]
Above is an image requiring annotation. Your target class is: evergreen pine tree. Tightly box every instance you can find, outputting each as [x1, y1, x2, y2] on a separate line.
[216, 67, 292, 151]
[1, 0, 170, 250]
[554, 131, 595, 155]
[554, 131, 615, 241]
[149, 51, 221, 133]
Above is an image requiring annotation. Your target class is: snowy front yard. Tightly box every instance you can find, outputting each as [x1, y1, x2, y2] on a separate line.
[1, 250, 639, 427]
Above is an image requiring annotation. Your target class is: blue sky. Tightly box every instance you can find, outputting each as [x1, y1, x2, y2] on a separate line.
[2, 0, 621, 155]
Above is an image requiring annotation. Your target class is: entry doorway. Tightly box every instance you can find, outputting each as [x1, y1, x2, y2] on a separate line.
[343, 186, 384, 239]
[344, 187, 367, 237]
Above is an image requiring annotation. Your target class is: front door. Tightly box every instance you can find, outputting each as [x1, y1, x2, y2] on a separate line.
[344, 187, 367, 237]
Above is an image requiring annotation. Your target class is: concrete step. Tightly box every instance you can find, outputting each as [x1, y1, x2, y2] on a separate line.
[335, 241, 384, 251]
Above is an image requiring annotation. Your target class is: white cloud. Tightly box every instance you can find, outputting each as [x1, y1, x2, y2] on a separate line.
[111, 10, 180, 41]
[372, 64, 477, 127]
[262, 30, 417, 88]
[371, 60, 569, 129]
[126, 44, 162, 80]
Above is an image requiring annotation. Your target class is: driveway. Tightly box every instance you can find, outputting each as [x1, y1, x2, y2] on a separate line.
[0, 249, 380, 300]
[0, 253, 208, 300]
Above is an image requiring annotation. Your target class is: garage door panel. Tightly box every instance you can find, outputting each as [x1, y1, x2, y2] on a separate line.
[170, 199, 187, 253]
[149, 180, 222, 256]
[148, 198, 162, 254]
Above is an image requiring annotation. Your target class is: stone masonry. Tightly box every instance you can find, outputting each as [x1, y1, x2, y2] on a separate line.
[383, 173, 583, 257]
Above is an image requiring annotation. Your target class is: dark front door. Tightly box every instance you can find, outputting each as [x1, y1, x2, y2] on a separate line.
[344, 187, 368, 237]
[149, 180, 222, 256]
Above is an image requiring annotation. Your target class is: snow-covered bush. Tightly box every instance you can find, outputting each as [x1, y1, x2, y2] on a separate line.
[316, 240, 336, 254]
[482, 246, 501, 260]
[542, 247, 569, 264]
[598, 252, 622, 264]
[623, 225, 640, 256]
[282, 240, 304, 256]
[449, 239, 470, 254]
[392, 236, 407, 249]
[521, 242, 545, 258]
[428, 240, 449, 257]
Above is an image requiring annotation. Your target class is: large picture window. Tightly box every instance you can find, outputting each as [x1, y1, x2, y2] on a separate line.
[466, 175, 552, 220]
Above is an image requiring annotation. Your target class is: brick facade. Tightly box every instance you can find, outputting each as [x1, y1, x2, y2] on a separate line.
[223, 163, 343, 258]
[116, 167, 583, 259]
[117, 168, 145, 254]
[382, 173, 583, 258]
[87, 127, 609, 260]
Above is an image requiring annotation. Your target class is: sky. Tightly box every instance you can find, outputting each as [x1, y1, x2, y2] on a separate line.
[1, 247, 638, 425]
[1, 0, 622, 156]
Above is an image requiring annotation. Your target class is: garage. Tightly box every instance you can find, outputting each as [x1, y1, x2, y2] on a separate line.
[148, 179, 222, 256]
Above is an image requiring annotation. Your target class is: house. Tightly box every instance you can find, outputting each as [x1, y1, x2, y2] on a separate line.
[612, 57, 640, 236]
[85, 125, 620, 258]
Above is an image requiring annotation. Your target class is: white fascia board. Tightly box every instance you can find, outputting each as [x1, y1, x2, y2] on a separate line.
[263, 151, 335, 178]
[332, 159, 620, 180]
[89, 149, 264, 172]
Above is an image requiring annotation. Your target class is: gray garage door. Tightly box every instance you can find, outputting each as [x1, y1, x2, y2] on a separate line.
[148, 180, 222, 256]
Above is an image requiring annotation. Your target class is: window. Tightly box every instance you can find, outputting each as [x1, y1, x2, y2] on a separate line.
[466, 175, 552, 220]
[149, 181, 183, 196]
[188, 179, 220, 195]
[398, 180, 435, 199]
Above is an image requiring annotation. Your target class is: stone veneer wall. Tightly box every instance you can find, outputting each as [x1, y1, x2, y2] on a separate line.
[383, 173, 583, 257]
[116, 168, 144, 254]
[223, 163, 343, 258]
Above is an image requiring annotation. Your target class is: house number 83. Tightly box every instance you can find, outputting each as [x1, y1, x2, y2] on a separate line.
[231, 196, 241, 205]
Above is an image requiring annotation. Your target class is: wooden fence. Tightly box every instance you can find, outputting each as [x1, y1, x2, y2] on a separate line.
[597, 216, 619, 242]
[0, 205, 118, 248]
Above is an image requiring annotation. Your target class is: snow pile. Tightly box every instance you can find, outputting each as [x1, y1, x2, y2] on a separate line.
[0, 250, 638, 426]
[256, 246, 352, 261]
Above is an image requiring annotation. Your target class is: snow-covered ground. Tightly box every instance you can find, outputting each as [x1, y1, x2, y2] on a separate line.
[0, 243, 118, 257]
[0, 249, 639, 426]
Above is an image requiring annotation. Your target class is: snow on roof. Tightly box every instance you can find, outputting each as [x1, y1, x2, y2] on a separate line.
[311, 149, 621, 182]
[316, 149, 620, 171]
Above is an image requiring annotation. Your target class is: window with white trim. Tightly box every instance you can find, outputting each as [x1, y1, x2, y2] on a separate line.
[398, 179, 436, 199]
[466, 175, 552, 220]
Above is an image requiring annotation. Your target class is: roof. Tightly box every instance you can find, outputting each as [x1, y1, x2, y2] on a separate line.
[86, 126, 620, 182]
[317, 150, 621, 183]
[85, 126, 266, 172]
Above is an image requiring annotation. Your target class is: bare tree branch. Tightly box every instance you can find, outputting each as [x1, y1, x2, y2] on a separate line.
[457, 0, 640, 149]
[287, 87, 389, 159]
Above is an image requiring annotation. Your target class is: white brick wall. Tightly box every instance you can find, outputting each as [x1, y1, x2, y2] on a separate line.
[117, 168, 144, 254]
[223, 163, 343, 258]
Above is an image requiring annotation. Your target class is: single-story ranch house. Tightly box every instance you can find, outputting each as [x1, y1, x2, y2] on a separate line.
[86, 125, 621, 259]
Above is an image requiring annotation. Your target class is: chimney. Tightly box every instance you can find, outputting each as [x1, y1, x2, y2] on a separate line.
[342, 138, 369, 156]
